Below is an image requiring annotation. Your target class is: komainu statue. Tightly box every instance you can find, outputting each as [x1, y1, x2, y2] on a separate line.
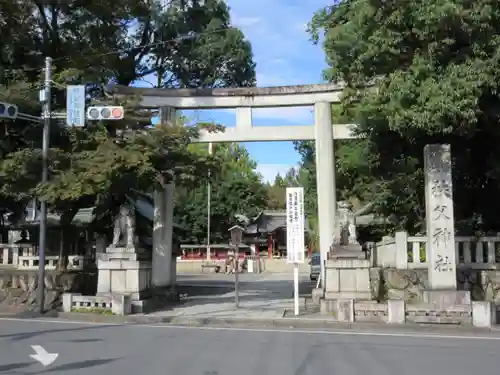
[111, 203, 136, 247]
[330, 201, 362, 254]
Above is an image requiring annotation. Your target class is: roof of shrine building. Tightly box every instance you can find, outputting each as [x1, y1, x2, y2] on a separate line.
[244, 211, 312, 235]
[5, 192, 187, 230]
[242, 205, 388, 235]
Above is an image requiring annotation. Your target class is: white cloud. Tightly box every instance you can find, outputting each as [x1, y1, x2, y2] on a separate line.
[226, 0, 325, 62]
[256, 163, 299, 183]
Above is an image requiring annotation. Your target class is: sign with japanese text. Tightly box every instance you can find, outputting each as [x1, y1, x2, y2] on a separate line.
[286, 187, 305, 264]
[424, 144, 457, 289]
[66, 85, 86, 127]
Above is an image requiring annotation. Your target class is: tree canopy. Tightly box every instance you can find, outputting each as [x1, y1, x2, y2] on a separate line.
[0, 0, 256, 236]
[174, 143, 268, 243]
[308, 0, 500, 234]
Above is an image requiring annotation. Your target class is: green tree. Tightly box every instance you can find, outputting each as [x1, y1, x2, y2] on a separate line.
[174, 143, 267, 243]
[0, 0, 255, 87]
[263, 168, 303, 210]
[309, 0, 500, 234]
[264, 175, 286, 210]
[0, 0, 256, 263]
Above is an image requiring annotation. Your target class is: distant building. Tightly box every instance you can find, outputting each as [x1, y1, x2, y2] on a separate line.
[244, 210, 312, 258]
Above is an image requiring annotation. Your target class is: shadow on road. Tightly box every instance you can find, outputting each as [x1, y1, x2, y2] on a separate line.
[0, 325, 118, 342]
[65, 338, 103, 343]
[0, 361, 32, 372]
[37, 358, 120, 373]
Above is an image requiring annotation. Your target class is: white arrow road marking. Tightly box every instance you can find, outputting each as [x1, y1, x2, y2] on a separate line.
[29, 345, 58, 366]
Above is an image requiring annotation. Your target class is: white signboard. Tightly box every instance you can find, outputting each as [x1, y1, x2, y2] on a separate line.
[286, 187, 305, 264]
[66, 85, 86, 127]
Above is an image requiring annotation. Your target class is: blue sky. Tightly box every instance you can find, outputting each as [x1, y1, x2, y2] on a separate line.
[148, 0, 330, 183]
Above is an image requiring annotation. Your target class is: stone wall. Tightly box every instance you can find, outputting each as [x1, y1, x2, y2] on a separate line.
[369, 267, 500, 303]
[320, 298, 490, 326]
[0, 270, 97, 311]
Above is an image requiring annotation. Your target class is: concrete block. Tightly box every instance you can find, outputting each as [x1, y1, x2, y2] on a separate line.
[354, 301, 388, 323]
[422, 290, 471, 308]
[337, 299, 354, 322]
[312, 288, 323, 304]
[97, 259, 152, 296]
[406, 303, 471, 325]
[324, 258, 372, 300]
[327, 258, 370, 268]
[321, 299, 354, 322]
[387, 300, 405, 324]
[62, 293, 74, 313]
[111, 294, 132, 315]
[394, 231, 408, 269]
[472, 301, 496, 328]
[320, 299, 333, 315]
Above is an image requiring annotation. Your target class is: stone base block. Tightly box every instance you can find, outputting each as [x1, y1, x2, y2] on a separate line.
[62, 293, 132, 315]
[405, 303, 471, 324]
[111, 294, 132, 315]
[422, 289, 471, 308]
[472, 301, 497, 328]
[99, 246, 149, 262]
[97, 259, 152, 296]
[312, 288, 323, 304]
[325, 258, 372, 300]
[325, 291, 372, 300]
[387, 300, 406, 324]
[327, 257, 370, 268]
[320, 299, 354, 322]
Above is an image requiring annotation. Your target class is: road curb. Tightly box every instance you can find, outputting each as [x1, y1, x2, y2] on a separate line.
[52, 312, 347, 328]
[1, 311, 495, 335]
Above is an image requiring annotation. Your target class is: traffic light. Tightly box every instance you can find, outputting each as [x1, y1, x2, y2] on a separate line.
[0, 102, 18, 119]
[86, 106, 124, 120]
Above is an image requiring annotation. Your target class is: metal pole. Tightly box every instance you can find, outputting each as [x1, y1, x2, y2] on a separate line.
[38, 56, 51, 314]
[293, 263, 299, 315]
[206, 142, 212, 260]
[234, 244, 239, 308]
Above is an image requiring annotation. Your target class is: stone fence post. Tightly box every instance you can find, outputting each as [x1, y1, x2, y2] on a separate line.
[395, 231, 408, 269]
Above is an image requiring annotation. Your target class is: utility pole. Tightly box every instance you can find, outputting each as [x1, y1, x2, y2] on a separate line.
[206, 142, 212, 260]
[38, 56, 52, 314]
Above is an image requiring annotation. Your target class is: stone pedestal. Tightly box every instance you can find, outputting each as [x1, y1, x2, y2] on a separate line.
[324, 252, 372, 300]
[422, 289, 471, 308]
[97, 246, 152, 312]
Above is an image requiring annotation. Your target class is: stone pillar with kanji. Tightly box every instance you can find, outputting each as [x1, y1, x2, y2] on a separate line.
[424, 144, 457, 290]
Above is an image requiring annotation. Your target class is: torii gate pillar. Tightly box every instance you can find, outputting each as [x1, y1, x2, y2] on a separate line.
[314, 102, 336, 284]
[151, 107, 176, 288]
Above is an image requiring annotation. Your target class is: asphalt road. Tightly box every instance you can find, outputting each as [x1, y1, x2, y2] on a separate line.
[1, 318, 500, 375]
[176, 273, 316, 299]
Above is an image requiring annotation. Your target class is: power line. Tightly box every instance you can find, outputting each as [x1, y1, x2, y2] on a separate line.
[1, 26, 236, 77]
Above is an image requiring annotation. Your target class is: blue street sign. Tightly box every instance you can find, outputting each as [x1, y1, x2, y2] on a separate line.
[66, 85, 86, 126]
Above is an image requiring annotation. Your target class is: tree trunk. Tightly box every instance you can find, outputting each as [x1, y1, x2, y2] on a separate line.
[57, 209, 78, 270]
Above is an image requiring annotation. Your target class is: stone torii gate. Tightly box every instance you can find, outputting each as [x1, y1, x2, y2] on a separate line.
[108, 83, 358, 287]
